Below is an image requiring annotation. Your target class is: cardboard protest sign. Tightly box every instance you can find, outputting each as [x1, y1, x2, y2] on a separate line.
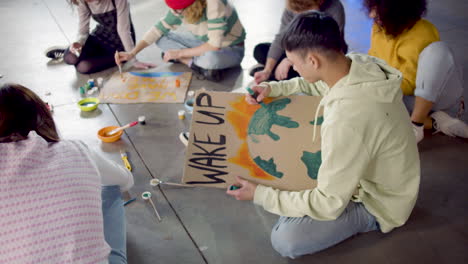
[182, 91, 324, 191]
[99, 71, 192, 104]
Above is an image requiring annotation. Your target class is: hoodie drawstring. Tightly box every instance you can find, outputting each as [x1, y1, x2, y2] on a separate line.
[312, 100, 324, 142]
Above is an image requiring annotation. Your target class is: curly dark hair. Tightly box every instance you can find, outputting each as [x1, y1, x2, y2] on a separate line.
[363, 0, 427, 37]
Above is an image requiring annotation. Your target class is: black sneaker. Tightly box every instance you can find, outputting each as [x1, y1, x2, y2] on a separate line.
[44, 46, 66, 59]
[248, 63, 265, 77]
[190, 63, 223, 81]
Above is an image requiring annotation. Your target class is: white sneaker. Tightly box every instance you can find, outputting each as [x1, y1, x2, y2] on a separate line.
[179, 132, 189, 146]
[412, 123, 424, 143]
[431, 111, 468, 138]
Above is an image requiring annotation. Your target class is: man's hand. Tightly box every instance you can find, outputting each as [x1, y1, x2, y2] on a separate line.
[274, 58, 292, 80]
[226, 176, 258, 201]
[163, 49, 182, 62]
[245, 84, 271, 105]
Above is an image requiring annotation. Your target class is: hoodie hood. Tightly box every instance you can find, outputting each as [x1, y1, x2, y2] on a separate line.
[312, 53, 403, 141]
[325, 53, 403, 105]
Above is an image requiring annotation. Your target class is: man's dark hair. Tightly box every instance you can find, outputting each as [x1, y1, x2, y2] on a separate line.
[363, 0, 427, 37]
[281, 11, 348, 58]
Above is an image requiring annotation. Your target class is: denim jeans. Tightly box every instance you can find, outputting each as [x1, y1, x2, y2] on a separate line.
[156, 32, 245, 70]
[403, 41, 464, 118]
[270, 202, 379, 259]
[102, 185, 127, 264]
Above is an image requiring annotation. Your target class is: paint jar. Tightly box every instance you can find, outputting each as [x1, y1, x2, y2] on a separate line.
[178, 110, 185, 120]
[184, 98, 194, 114]
[138, 115, 146, 125]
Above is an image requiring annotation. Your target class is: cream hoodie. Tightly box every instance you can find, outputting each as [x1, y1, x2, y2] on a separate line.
[253, 53, 420, 233]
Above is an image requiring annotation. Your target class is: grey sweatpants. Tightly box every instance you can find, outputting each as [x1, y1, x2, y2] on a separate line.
[403, 41, 464, 118]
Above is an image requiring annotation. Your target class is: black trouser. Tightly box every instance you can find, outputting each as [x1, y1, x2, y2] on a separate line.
[253, 42, 300, 81]
[64, 35, 116, 74]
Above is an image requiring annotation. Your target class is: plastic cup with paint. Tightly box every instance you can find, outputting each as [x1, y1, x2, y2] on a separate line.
[184, 98, 194, 114]
[78, 97, 99, 111]
[178, 110, 185, 120]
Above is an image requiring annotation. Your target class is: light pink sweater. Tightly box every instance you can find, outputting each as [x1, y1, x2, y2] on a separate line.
[0, 132, 133, 264]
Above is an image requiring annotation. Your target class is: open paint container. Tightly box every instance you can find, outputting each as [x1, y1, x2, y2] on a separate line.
[97, 126, 123, 143]
[78, 97, 100, 111]
[184, 98, 194, 114]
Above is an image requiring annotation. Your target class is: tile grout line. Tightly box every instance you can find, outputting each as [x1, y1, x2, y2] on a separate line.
[41, 0, 71, 44]
[106, 104, 209, 264]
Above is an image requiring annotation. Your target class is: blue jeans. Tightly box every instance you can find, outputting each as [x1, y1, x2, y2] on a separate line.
[102, 185, 127, 264]
[156, 32, 245, 70]
[403, 41, 465, 118]
[270, 202, 378, 259]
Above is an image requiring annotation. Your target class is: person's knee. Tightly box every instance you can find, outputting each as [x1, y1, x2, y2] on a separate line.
[64, 53, 78, 65]
[271, 224, 312, 259]
[75, 61, 94, 74]
[195, 51, 222, 70]
[419, 41, 453, 65]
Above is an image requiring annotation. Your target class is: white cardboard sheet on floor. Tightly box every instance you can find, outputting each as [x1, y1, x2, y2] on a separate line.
[182, 90, 324, 191]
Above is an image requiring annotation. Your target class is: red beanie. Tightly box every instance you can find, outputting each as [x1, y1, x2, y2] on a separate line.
[165, 0, 196, 10]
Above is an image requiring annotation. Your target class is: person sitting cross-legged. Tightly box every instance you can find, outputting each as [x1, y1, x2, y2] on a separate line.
[227, 11, 420, 259]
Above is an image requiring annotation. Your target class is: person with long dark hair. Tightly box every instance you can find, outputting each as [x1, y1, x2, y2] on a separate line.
[0, 83, 133, 263]
[365, 0, 468, 142]
[45, 0, 154, 74]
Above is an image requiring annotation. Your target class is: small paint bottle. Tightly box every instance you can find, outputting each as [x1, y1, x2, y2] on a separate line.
[178, 110, 185, 120]
[138, 115, 146, 125]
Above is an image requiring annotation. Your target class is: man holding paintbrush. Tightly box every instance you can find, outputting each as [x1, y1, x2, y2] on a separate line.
[227, 11, 420, 259]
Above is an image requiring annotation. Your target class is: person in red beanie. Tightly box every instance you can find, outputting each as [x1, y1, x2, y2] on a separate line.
[115, 0, 246, 81]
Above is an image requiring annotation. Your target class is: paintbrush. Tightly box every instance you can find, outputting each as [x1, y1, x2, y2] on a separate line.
[246, 87, 265, 106]
[115, 50, 123, 78]
[142, 192, 162, 222]
[120, 149, 132, 171]
[150, 178, 194, 188]
[106, 121, 138, 136]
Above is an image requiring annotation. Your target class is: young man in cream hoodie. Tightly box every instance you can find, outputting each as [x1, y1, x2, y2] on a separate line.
[226, 11, 420, 258]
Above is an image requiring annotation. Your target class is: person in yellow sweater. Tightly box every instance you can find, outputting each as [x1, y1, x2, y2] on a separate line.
[227, 11, 420, 258]
[366, 0, 468, 142]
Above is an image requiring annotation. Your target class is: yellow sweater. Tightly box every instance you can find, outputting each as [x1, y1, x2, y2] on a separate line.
[368, 19, 439, 95]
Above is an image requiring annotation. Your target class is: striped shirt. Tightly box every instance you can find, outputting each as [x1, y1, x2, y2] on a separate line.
[142, 0, 246, 48]
[0, 132, 133, 264]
